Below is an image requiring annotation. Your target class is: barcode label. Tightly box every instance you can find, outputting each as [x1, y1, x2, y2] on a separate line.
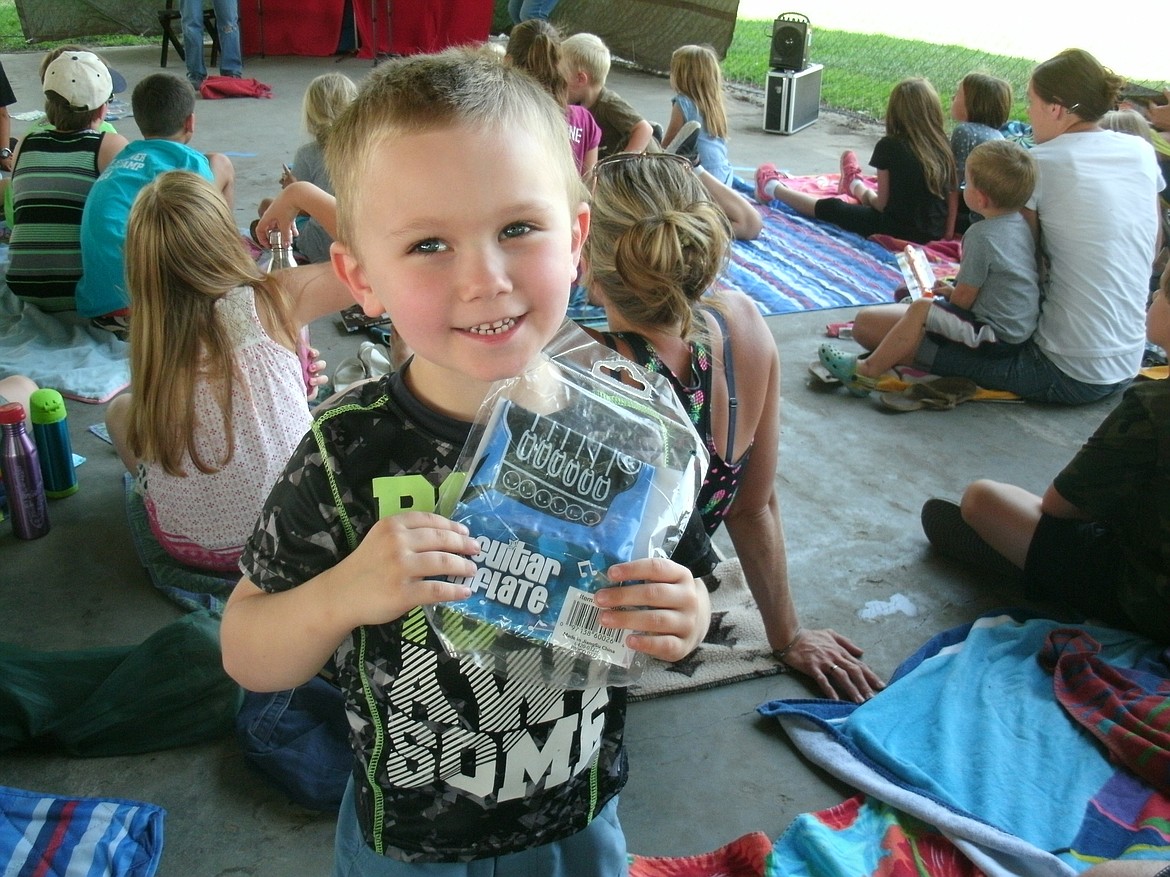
[565, 599, 623, 644]
[552, 588, 637, 667]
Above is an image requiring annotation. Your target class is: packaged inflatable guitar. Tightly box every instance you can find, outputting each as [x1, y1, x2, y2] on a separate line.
[427, 321, 707, 688]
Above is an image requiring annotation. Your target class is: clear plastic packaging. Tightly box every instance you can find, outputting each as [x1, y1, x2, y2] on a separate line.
[427, 321, 708, 689]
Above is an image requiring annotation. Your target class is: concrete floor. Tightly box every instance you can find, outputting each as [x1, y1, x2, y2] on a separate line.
[0, 44, 1112, 875]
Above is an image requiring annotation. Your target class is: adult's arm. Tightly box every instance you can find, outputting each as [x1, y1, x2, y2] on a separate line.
[719, 295, 883, 701]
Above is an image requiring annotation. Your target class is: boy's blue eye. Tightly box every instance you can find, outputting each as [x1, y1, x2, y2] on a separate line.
[501, 222, 534, 240]
[410, 239, 446, 254]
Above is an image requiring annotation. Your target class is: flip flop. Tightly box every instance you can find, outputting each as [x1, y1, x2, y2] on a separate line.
[880, 377, 979, 412]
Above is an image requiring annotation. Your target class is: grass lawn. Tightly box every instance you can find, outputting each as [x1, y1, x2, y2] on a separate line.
[0, 1, 1157, 122]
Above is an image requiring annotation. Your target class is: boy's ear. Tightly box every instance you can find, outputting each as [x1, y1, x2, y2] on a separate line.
[330, 242, 381, 316]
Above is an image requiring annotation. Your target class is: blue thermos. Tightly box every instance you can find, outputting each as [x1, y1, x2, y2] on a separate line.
[29, 388, 78, 498]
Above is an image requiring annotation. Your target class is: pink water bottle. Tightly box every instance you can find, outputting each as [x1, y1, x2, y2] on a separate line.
[0, 402, 50, 539]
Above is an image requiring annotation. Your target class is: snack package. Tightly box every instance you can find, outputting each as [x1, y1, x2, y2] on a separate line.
[427, 321, 708, 689]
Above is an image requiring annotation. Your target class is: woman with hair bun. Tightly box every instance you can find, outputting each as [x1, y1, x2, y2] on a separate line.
[583, 153, 884, 702]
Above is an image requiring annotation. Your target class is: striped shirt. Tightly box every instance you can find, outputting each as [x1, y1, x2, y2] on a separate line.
[7, 128, 104, 311]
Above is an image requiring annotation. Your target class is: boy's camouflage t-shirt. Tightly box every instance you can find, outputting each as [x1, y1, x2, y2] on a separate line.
[240, 371, 628, 862]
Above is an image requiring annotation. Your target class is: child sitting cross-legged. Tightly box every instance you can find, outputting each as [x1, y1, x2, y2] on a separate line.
[818, 139, 1040, 395]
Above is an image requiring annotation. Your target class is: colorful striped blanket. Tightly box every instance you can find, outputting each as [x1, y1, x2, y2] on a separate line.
[0, 785, 164, 877]
[761, 613, 1170, 876]
[723, 174, 905, 316]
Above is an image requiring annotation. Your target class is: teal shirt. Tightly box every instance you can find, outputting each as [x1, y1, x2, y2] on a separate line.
[75, 139, 213, 318]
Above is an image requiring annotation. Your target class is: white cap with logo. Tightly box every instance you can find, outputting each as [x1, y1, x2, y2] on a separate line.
[42, 51, 118, 112]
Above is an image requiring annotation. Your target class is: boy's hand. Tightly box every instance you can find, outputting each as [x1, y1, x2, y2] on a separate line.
[595, 557, 711, 662]
[932, 280, 954, 300]
[338, 512, 478, 627]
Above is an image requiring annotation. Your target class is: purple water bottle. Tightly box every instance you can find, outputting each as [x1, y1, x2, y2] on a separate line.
[0, 402, 50, 539]
[29, 388, 78, 498]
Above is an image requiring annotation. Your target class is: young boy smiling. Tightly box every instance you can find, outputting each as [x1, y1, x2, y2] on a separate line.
[220, 48, 710, 875]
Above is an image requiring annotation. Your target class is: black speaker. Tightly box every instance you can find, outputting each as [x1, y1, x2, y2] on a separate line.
[770, 12, 810, 72]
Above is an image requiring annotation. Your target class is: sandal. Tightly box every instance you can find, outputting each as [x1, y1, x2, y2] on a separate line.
[817, 343, 875, 397]
[332, 357, 367, 394]
[880, 377, 979, 411]
[359, 341, 392, 378]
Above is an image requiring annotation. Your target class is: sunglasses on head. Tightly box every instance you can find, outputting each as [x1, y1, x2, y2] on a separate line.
[587, 151, 694, 185]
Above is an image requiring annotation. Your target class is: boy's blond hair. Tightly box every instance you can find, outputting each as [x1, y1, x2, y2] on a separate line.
[326, 47, 584, 255]
[964, 140, 1036, 212]
[560, 33, 611, 86]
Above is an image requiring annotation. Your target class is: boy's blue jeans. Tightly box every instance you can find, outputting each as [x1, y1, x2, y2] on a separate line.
[332, 777, 628, 876]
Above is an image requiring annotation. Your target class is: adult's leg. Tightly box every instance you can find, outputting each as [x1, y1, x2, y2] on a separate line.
[855, 298, 932, 376]
[959, 479, 1041, 570]
[212, 0, 243, 77]
[180, 0, 208, 84]
[851, 302, 909, 351]
[105, 392, 138, 474]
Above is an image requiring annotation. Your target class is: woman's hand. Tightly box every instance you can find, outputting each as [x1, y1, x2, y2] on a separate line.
[775, 627, 885, 702]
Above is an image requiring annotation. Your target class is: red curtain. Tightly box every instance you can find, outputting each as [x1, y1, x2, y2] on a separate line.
[240, 1, 493, 58]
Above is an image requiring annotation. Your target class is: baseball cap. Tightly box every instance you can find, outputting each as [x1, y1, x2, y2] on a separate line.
[42, 51, 125, 112]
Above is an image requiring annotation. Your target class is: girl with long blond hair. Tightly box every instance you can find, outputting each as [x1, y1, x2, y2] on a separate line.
[664, 44, 731, 184]
[755, 77, 957, 244]
[106, 170, 352, 571]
